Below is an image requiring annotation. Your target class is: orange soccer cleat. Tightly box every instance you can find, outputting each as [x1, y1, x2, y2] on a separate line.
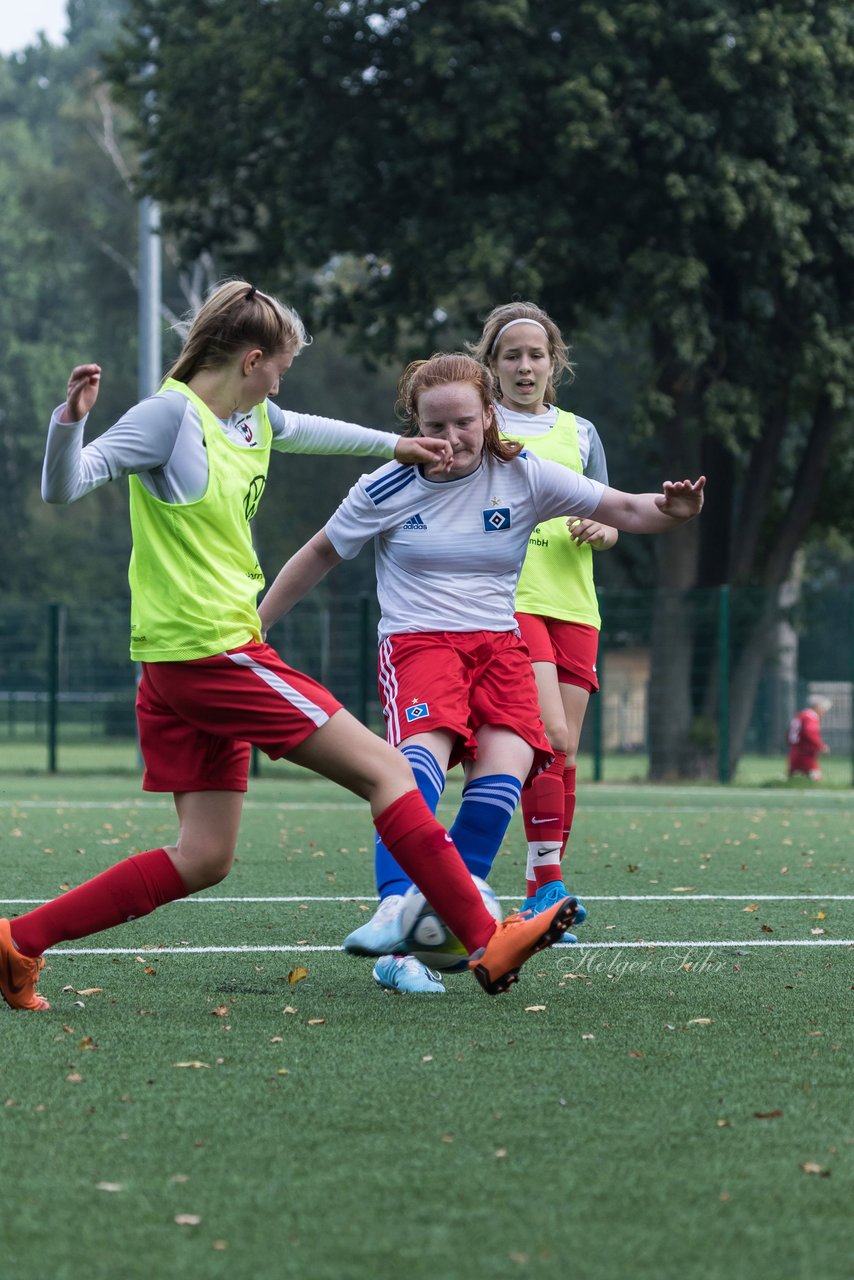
[0, 918, 50, 1011]
[468, 896, 579, 995]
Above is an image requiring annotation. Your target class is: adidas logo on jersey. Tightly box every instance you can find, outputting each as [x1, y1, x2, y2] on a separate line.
[401, 513, 428, 531]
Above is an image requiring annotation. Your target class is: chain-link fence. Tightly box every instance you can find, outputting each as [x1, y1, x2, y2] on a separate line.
[2, 586, 852, 782]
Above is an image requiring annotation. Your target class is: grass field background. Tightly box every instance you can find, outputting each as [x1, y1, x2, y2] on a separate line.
[1, 770, 851, 1280]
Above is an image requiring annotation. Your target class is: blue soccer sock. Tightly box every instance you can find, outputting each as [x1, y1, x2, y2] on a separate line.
[448, 774, 522, 882]
[375, 743, 446, 899]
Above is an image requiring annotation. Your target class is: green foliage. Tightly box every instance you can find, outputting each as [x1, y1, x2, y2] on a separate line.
[1, 0, 138, 603]
[107, 0, 854, 576]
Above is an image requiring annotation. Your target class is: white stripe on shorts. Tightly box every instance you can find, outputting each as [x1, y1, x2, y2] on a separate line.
[378, 638, 401, 744]
[226, 650, 330, 727]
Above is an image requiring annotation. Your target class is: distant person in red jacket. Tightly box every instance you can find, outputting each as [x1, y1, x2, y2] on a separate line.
[787, 696, 832, 780]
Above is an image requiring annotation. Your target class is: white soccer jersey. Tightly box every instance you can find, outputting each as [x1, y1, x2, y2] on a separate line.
[324, 452, 606, 638]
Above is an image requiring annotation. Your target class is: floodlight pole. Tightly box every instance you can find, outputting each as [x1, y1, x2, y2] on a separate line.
[138, 195, 162, 398]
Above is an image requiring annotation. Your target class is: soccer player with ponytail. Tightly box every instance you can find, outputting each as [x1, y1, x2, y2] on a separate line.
[0, 282, 580, 1011]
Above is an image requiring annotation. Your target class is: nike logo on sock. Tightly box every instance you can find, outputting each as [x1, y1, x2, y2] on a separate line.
[530, 817, 555, 825]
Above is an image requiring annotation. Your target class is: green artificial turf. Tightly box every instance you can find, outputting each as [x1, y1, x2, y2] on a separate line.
[1, 776, 851, 1280]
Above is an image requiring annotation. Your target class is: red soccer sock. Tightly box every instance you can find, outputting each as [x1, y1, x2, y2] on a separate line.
[560, 765, 578, 860]
[522, 750, 565, 896]
[374, 790, 495, 953]
[10, 848, 188, 957]
[521, 750, 566, 843]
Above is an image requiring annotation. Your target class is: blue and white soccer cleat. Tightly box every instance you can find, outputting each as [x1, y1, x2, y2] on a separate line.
[343, 894, 407, 956]
[535, 880, 587, 924]
[534, 881, 584, 940]
[372, 954, 446, 994]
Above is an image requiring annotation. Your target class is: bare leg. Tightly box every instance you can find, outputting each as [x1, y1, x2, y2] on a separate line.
[287, 708, 425, 814]
[168, 790, 245, 891]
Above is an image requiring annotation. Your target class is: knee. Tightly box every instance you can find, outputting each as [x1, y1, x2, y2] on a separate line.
[169, 843, 235, 893]
[545, 722, 569, 755]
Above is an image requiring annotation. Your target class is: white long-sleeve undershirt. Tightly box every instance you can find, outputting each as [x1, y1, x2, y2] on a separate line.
[42, 388, 400, 505]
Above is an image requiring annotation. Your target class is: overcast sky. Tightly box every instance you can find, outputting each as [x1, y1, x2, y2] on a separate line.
[0, 0, 69, 56]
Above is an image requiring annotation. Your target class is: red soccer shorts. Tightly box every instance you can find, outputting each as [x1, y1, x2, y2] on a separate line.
[136, 641, 343, 793]
[515, 614, 600, 693]
[378, 629, 552, 774]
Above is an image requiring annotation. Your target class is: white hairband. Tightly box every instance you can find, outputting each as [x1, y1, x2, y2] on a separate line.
[490, 317, 549, 353]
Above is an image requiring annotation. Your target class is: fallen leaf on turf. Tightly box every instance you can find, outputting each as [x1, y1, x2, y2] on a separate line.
[716, 1119, 730, 1128]
[495, 1148, 508, 1158]
[525, 1005, 546, 1012]
[422, 1055, 433, 1062]
[213, 1240, 227, 1251]
[742, 904, 759, 913]
[66, 1073, 82, 1084]
[753, 1110, 783, 1119]
[629, 1050, 644, 1058]
[306, 1018, 326, 1026]
[173, 1061, 210, 1069]
[814, 911, 827, 920]
[211, 1005, 229, 1017]
[581, 1034, 595, 1040]
[63, 986, 104, 995]
[810, 928, 825, 936]
[277, 1069, 289, 1076]
[287, 967, 308, 985]
[687, 1018, 713, 1026]
[760, 924, 774, 933]
[271, 1036, 283, 1044]
[79, 1036, 96, 1050]
[282, 1006, 298, 1015]
[441, 1134, 453, 1143]
[175, 1214, 202, 1225]
[670, 887, 696, 892]
[96, 1182, 124, 1192]
[799, 1162, 831, 1177]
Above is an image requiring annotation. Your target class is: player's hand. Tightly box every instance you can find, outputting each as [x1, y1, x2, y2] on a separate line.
[655, 476, 706, 521]
[567, 518, 616, 549]
[394, 435, 453, 471]
[61, 364, 102, 423]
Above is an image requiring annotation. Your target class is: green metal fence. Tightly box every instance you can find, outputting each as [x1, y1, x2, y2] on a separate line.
[2, 586, 852, 783]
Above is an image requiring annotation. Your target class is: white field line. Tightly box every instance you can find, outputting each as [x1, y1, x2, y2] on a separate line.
[3, 892, 852, 905]
[43, 938, 854, 955]
[3, 892, 853, 908]
[2, 794, 852, 813]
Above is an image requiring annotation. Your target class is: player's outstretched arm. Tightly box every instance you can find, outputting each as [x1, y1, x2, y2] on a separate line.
[593, 476, 705, 534]
[258, 530, 342, 637]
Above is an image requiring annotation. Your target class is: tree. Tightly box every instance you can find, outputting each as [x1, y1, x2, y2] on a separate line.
[108, 0, 854, 775]
[0, 2, 139, 607]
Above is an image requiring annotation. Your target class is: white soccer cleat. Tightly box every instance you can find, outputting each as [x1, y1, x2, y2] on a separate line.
[372, 954, 446, 994]
[343, 894, 407, 956]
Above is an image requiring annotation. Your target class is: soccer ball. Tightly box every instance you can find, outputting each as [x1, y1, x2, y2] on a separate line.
[398, 876, 503, 973]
